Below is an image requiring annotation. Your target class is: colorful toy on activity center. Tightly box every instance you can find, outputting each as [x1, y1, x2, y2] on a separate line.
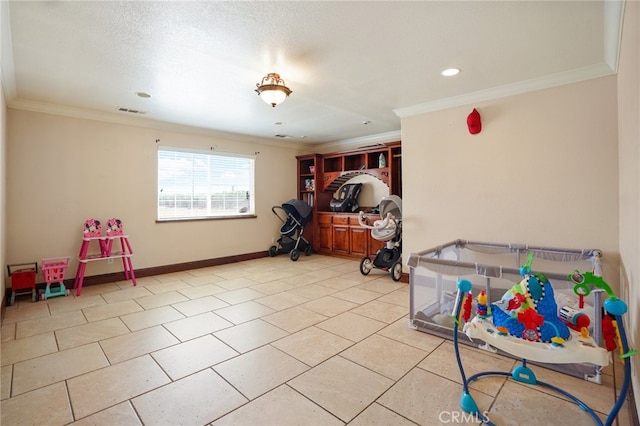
[489, 253, 569, 343]
[475, 290, 488, 317]
[568, 269, 639, 361]
[451, 252, 638, 426]
[559, 305, 590, 332]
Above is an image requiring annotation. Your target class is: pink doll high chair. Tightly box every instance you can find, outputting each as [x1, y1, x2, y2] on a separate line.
[73, 218, 136, 296]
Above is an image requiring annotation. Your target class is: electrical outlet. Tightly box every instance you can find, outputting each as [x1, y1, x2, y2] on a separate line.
[107, 258, 113, 264]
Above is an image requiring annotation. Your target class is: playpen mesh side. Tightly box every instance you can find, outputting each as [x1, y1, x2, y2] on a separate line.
[408, 239, 604, 380]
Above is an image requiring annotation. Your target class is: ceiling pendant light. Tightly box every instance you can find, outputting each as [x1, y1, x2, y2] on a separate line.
[255, 73, 292, 107]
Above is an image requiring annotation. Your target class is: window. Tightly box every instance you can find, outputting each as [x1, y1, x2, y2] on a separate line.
[157, 146, 255, 220]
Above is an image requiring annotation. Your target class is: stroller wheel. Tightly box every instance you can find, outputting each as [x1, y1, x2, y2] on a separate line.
[290, 249, 300, 261]
[360, 257, 372, 275]
[304, 245, 313, 256]
[268, 245, 278, 257]
[391, 261, 403, 282]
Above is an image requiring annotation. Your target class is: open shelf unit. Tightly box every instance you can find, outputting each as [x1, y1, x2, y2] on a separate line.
[321, 143, 400, 194]
[297, 154, 322, 209]
[296, 142, 401, 254]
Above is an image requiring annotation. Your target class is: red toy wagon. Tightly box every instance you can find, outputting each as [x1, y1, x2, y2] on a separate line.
[6, 262, 38, 305]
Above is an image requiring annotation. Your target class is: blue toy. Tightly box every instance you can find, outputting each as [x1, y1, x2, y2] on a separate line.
[490, 254, 570, 343]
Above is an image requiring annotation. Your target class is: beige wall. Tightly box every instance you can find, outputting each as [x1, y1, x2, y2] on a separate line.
[1, 76, 6, 300]
[6, 110, 301, 279]
[617, 0, 640, 414]
[0, 0, 7, 303]
[401, 75, 620, 284]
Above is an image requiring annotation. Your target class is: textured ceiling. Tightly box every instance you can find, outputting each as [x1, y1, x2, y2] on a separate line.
[2, 1, 622, 146]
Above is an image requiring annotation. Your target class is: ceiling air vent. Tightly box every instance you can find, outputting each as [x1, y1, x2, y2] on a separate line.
[116, 107, 146, 115]
[357, 143, 385, 149]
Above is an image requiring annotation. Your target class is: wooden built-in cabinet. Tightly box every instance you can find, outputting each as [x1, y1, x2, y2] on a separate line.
[316, 212, 382, 258]
[317, 214, 333, 253]
[296, 154, 329, 249]
[296, 141, 401, 258]
[296, 154, 319, 208]
[332, 219, 349, 256]
[349, 220, 368, 257]
[321, 143, 401, 195]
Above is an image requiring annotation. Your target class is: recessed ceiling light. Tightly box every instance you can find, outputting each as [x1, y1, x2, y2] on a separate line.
[363, 120, 371, 125]
[275, 121, 285, 125]
[136, 92, 152, 98]
[441, 68, 460, 77]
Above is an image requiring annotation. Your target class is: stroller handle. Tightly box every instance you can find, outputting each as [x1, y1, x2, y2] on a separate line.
[358, 211, 393, 230]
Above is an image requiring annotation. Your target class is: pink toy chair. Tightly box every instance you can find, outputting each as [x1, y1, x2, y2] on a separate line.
[74, 218, 136, 296]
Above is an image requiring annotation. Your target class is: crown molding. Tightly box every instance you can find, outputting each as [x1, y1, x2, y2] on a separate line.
[7, 96, 396, 152]
[604, 0, 625, 72]
[0, 0, 16, 101]
[312, 130, 401, 154]
[393, 63, 615, 118]
[7, 98, 305, 150]
[395, 0, 625, 119]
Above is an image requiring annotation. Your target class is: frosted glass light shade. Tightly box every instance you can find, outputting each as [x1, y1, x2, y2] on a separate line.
[255, 73, 292, 107]
[260, 88, 288, 106]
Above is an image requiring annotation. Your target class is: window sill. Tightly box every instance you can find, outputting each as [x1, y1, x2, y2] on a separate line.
[156, 215, 257, 223]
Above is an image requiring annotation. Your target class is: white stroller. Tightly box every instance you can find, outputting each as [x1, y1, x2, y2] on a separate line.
[358, 195, 402, 281]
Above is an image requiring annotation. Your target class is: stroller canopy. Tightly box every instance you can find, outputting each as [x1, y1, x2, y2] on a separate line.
[370, 195, 402, 242]
[282, 199, 313, 226]
[379, 195, 402, 220]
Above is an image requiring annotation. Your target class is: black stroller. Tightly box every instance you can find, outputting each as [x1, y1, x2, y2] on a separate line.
[268, 199, 313, 261]
[358, 195, 403, 281]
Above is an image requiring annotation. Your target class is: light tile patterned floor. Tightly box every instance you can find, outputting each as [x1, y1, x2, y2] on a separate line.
[0, 254, 634, 425]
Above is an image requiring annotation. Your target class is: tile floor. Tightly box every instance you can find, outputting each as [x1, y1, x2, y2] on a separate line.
[0, 254, 635, 425]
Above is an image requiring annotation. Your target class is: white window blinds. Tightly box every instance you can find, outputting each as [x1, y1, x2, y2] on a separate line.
[157, 146, 255, 220]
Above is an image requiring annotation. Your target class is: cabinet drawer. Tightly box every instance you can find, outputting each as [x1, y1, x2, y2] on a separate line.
[332, 216, 349, 225]
[318, 214, 332, 225]
[348, 216, 364, 225]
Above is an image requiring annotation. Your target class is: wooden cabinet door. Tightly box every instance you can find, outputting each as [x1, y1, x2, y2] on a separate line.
[349, 226, 367, 257]
[332, 225, 350, 255]
[303, 224, 314, 250]
[318, 223, 332, 253]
